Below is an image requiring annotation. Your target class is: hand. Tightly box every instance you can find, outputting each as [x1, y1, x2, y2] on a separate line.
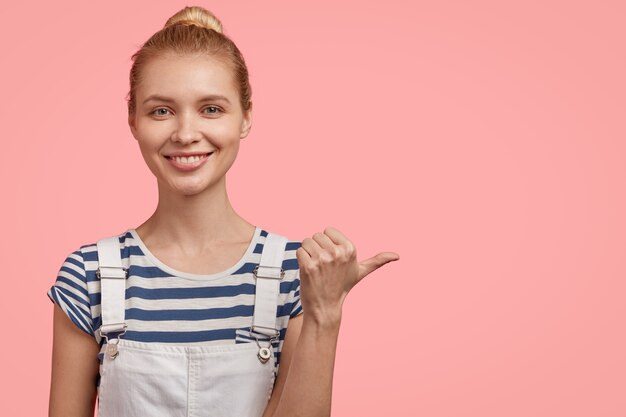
[296, 226, 400, 325]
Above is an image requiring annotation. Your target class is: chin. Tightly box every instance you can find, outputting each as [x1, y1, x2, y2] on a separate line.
[157, 174, 223, 196]
[177, 185, 209, 196]
[174, 180, 219, 196]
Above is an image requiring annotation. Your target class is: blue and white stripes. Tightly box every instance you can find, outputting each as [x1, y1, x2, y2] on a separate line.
[48, 227, 303, 366]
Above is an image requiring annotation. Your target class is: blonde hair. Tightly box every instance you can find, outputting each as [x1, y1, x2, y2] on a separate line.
[126, 6, 252, 115]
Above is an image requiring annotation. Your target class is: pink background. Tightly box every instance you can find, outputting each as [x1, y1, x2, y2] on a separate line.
[1, 0, 625, 415]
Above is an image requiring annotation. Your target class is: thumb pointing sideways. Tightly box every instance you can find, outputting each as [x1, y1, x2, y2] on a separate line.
[357, 252, 400, 281]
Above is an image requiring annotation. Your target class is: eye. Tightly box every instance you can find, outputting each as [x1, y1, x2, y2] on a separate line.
[151, 108, 171, 117]
[203, 106, 222, 114]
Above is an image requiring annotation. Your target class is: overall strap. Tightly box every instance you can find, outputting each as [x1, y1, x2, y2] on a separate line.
[252, 232, 288, 338]
[96, 235, 128, 336]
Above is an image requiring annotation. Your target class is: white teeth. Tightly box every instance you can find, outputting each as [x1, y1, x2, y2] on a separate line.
[172, 154, 208, 164]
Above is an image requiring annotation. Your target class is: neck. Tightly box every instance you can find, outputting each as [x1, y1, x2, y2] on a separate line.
[135, 175, 255, 248]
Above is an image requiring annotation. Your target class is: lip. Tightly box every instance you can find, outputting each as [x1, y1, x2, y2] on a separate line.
[165, 152, 213, 172]
[165, 151, 213, 157]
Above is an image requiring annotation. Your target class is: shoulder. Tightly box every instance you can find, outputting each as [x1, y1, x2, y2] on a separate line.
[257, 228, 302, 271]
[255, 229, 304, 319]
[55, 235, 104, 278]
[257, 229, 302, 301]
[71, 229, 135, 273]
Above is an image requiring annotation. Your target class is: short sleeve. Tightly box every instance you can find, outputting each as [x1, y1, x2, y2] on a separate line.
[289, 271, 303, 318]
[288, 241, 303, 318]
[47, 249, 94, 337]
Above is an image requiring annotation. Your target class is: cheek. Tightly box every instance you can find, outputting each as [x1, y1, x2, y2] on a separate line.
[135, 138, 164, 170]
[137, 144, 156, 170]
[135, 127, 169, 154]
[137, 141, 151, 158]
[136, 117, 169, 137]
[210, 123, 244, 148]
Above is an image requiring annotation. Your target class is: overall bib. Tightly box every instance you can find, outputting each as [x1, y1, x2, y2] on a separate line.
[95, 232, 288, 417]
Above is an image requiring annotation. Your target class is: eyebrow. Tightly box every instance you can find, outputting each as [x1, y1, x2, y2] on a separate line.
[142, 94, 232, 106]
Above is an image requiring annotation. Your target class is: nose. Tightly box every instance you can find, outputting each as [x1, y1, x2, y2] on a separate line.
[172, 111, 202, 144]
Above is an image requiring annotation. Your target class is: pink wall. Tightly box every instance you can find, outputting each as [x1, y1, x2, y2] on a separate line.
[2, 0, 625, 416]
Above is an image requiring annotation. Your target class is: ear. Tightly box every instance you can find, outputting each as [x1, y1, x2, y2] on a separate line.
[128, 113, 138, 141]
[240, 102, 253, 139]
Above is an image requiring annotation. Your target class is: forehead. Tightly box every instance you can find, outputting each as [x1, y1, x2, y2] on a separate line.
[137, 53, 237, 101]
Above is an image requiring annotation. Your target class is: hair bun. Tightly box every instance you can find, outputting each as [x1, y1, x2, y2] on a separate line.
[164, 5, 223, 34]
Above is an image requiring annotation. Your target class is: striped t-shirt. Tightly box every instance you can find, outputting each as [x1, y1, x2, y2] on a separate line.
[47, 226, 303, 372]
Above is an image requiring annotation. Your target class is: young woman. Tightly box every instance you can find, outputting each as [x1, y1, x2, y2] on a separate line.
[48, 6, 399, 417]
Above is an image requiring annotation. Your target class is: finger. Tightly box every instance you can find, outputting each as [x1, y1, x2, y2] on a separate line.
[295, 245, 311, 267]
[301, 237, 324, 259]
[323, 226, 351, 246]
[311, 232, 336, 251]
[357, 252, 400, 280]
[295, 244, 312, 261]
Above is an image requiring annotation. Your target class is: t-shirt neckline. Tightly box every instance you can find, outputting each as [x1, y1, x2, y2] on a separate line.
[126, 226, 261, 281]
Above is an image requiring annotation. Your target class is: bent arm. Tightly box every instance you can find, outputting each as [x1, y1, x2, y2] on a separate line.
[263, 313, 340, 417]
[49, 304, 100, 417]
[263, 227, 398, 417]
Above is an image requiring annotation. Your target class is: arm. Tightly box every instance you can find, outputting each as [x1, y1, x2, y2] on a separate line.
[265, 313, 339, 417]
[49, 304, 100, 417]
[263, 227, 399, 417]
[262, 312, 339, 417]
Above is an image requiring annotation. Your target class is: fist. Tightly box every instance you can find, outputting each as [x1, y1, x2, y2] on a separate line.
[295, 226, 400, 324]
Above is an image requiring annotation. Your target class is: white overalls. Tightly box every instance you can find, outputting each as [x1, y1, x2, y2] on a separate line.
[95, 232, 288, 417]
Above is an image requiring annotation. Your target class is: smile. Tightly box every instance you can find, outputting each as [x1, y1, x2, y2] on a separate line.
[165, 152, 213, 172]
